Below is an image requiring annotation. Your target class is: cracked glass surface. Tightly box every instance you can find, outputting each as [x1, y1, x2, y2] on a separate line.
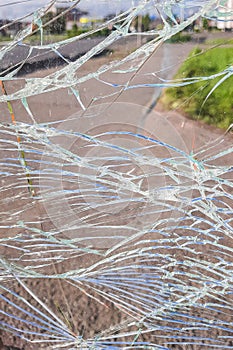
[0, 0, 233, 349]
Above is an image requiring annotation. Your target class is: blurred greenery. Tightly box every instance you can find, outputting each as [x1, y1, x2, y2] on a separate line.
[166, 32, 192, 43]
[67, 24, 110, 38]
[202, 18, 209, 31]
[134, 14, 151, 32]
[161, 47, 233, 129]
[67, 24, 89, 38]
[42, 12, 66, 35]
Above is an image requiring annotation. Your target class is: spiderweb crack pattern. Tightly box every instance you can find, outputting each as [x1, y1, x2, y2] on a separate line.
[0, 0, 233, 349]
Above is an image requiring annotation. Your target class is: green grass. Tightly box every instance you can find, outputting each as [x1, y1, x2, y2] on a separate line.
[161, 47, 233, 129]
[205, 37, 233, 46]
[23, 29, 109, 44]
[0, 36, 12, 42]
[23, 33, 68, 44]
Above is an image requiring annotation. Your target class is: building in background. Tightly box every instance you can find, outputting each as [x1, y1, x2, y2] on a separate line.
[50, 5, 89, 31]
[0, 19, 26, 38]
[217, 0, 233, 31]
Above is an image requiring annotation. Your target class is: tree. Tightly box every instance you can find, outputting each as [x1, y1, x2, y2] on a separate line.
[202, 18, 209, 31]
[43, 11, 66, 34]
[142, 14, 151, 32]
[134, 14, 151, 32]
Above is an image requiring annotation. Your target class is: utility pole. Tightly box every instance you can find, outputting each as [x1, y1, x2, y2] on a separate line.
[137, 14, 142, 47]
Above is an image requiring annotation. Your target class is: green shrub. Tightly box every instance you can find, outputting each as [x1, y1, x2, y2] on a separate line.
[166, 32, 192, 43]
[162, 47, 233, 129]
[67, 25, 89, 38]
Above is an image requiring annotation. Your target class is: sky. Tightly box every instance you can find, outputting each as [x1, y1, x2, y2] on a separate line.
[0, 0, 204, 21]
[0, 0, 212, 23]
[0, 0, 137, 20]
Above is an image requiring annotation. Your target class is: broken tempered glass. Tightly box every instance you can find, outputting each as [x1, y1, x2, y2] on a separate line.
[0, 0, 233, 348]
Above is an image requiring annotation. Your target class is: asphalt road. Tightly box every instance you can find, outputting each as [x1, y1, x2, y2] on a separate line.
[0, 37, 105, 75]
[0, 39, 231, 247]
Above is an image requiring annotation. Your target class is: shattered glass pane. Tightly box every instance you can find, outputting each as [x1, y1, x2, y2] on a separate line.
[0, 0, 233, 348]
